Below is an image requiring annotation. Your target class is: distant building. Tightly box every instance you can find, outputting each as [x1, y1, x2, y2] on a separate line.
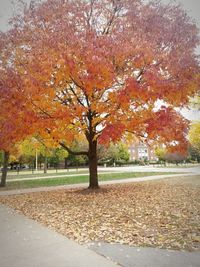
[128, 141, 157, 161]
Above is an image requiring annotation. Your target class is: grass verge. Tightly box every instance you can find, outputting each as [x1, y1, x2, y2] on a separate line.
[1, 172, 179, 190]
[7, 170, 89, 179]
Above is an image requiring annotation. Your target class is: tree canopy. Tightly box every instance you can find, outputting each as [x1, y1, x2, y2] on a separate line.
[1, 0, 199, 188]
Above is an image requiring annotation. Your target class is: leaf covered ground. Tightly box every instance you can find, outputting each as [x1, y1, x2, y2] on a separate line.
[0, 176, 199, 251]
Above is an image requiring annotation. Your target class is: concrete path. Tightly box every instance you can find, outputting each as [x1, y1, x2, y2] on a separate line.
[1, 168, 200, 267]
[1, 204, 199, 267]
[0, 172, 199, 196]
[99, 165, 200, 174]
[87, 242, 200, 267]
[0, 205, 119, 267]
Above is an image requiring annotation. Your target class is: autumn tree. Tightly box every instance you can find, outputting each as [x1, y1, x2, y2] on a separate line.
[5, 0, 200, 188]
[18, 137, 68, 171]
[98, 142, 130, 165]
[190, 93, 200, 110]
[164, 152, 187, 165]
[0, 32, 37, 186]
[155, 147, 167, 164]
[18, 137, 49, 172]
[189, 146, 200, 163]
[189, 122, 200, 153]
[48, 147, 68, 168]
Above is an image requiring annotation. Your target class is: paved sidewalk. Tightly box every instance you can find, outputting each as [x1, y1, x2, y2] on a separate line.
[0, 172, 198, 196]
[1, 203, 199, 267]
[0, 205, 119, 267]
[87, 242, 200, 267]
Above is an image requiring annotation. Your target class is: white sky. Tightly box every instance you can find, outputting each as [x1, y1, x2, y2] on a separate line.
[0, 0, 199, 121]
[0, 0, 200, 32]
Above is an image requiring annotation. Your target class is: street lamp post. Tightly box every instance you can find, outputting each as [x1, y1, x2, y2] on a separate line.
[35, 148, 38, 171]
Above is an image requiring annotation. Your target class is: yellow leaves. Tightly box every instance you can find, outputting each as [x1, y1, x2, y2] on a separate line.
[125, 133, 139, 145]
[18, 137, 52, 157]
[155, 147, 167, 160]
[189, 122, 200, 150]
[9, 154, 18, 163]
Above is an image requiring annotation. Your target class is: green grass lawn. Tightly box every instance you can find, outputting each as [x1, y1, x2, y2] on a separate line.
[7, 170, 89, 179]
[1, 172, 179, 190]
[6, 168, 123, 180]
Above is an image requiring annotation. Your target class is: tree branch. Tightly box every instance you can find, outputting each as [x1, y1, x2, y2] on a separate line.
[68, 76, 88, 107]
[59, 142, 89, 156]
[86, 0, 95, 28]
[102, 3, 122, 35]
[31, 100, 53, 118]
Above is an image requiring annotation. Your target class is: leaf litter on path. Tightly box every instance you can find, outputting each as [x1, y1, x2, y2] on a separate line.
[0, 179, 199, 251]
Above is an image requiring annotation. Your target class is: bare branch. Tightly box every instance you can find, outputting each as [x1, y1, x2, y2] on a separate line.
[68, 84, 85, 107]
[59, 142, 88, 156]
[86, 0, 95, 28]
[102, 3, 122, 34]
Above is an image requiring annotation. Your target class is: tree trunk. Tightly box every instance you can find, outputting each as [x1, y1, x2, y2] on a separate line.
[0, 151, 9, 187]
[88, 139, 99, 189]
[59, 134, 99, 189]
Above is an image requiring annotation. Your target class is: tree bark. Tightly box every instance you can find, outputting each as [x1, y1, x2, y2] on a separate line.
[59, 132, 99, 189]
[88, 139, 99, 189]
[0, 151, 9, 187]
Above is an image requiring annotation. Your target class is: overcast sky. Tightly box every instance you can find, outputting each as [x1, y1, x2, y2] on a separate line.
[0, 0, 199, 121]
[0, 0, 200, 31]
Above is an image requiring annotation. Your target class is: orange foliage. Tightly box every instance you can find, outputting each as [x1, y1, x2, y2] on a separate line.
[1, 0, 200, 156]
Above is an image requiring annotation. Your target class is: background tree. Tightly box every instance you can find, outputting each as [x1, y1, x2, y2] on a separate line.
[4, 0, 200, 188]
[189, 122, 200, 155]
[48, 148, 68, 168]
[0, 152, 3, 167]
[190, 93, 200, 110]
[18, 138, 43, 170]
[98, 142, 129, 165]
[0, 31, 37, 186]
[164, 152, 187, 165]
[18, 137, 59, 173]
[188, 145, 200, 163]
[155, 147, 167, 164]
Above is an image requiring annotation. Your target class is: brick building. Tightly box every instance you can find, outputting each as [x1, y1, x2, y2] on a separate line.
[128, 141, 157, 161]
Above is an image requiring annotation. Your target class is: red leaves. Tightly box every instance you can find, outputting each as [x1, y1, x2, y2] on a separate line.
[122, 78, 141, 99]
[99, 123, 126, 144]
[0, 66, 37, 152]
[145, 107, 189, 153]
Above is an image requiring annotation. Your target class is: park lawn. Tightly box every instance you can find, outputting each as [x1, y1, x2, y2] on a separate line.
[0, 175, 199, 251]
[1, 172, 177, 190]
[6, 168, 126, 180]
[7, 170, 89, 180]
